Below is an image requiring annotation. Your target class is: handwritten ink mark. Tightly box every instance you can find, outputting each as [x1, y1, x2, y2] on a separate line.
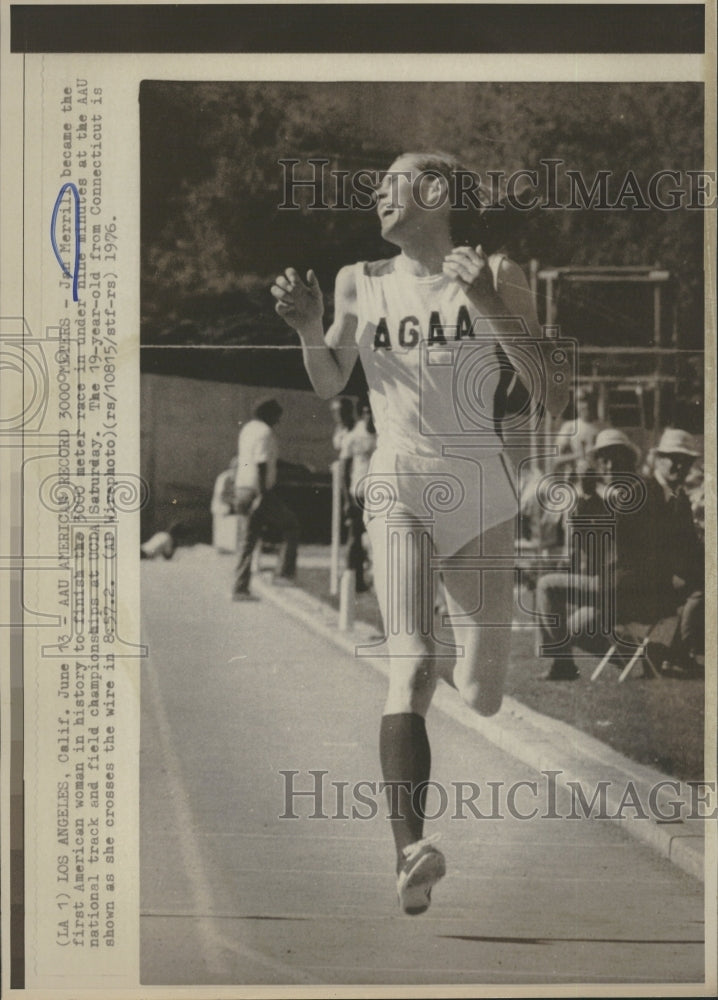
[51, 182, 81, 302]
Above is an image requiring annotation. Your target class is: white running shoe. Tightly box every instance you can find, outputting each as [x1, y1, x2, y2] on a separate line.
[396, 835, 446, 916]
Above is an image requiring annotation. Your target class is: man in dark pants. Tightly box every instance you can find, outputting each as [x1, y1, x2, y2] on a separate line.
[232, 397, 299, 600]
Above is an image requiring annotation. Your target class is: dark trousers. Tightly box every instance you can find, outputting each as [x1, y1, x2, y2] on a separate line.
[536, 572, 605, 656]
[675, 588, 704, 656]
[345, 500, 367, 587]
[537, 571, 704, 660]
[233, 488, 299, 595]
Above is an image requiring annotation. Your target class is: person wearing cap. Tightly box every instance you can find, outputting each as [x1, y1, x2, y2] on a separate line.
[643, 428, 704, 667]
[535, 428, 649, 680]
[232, 397, 299, 599]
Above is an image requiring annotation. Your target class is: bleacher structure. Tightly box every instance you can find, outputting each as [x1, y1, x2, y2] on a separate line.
[529, 263, 702, 450]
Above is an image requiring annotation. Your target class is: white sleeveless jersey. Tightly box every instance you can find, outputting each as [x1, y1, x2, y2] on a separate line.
[353, 256, 505, 458]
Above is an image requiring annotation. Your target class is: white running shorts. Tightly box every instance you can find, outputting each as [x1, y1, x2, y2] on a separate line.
[360, 447, 518, 557]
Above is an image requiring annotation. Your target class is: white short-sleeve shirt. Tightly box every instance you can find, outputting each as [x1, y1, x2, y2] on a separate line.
[235, 419, 278, 491]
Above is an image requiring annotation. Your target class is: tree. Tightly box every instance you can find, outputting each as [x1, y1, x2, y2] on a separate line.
[140, 81, 704, 350]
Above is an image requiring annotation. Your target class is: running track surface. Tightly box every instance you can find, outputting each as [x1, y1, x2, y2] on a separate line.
[140, 546, 705, 988]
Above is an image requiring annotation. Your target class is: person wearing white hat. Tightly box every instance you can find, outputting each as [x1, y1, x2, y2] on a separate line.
[588, 427, 641, 468]
[536, 427, 648, 680]
[652, 427, 700, 490]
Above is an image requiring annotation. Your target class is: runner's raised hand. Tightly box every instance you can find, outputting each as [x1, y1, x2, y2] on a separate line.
[271, 267, 324, 331]
[442, 245, 495, 302]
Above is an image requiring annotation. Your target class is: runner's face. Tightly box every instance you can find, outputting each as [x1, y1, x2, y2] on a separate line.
[375, 156, 445, 243]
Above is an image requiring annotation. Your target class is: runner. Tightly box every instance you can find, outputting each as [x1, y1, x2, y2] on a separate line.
[272, 152, 566, 915]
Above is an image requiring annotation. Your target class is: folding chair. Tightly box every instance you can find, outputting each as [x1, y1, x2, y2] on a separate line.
[590, 616, 679, 683]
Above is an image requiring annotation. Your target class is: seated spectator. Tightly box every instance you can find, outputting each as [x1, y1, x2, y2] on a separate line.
[211, 457, 238, 517]
[644, 428, 704, 668]
[538, 454, 604, 555]
[339, 399, 377, 592]
[518, 465, 547, 545]
[562, 457, 605, 551]
[536, 428, 646, 680]
[211, 457, 239, 553]
[554, 387, 603, 462]
[684, 462, 705, 543]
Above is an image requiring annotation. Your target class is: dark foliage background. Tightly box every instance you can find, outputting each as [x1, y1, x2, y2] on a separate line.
[140, 81, 704, 357]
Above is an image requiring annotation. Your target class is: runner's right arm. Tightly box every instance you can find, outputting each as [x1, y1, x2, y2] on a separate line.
[444, 247, 568, 419]
[493, 257, 570, 419]
[271, 266, 359, 399]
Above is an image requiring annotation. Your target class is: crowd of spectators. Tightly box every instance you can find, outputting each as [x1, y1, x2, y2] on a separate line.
[201, 388, 704, 683]
[329, 389, 705, 681]
[527, 404, 705, 680]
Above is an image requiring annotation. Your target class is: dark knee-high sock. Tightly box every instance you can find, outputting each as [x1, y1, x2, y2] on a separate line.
[379, 712, 431, 863]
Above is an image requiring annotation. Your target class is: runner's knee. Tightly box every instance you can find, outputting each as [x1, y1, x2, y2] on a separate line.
[457, 679, 503, 717]
[453, 631, 510, 717]
[386, 649, 437, 705]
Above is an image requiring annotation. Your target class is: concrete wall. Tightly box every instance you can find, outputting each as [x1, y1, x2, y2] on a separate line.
[141, 371, 704, 543]
[141, 373, 342, 540]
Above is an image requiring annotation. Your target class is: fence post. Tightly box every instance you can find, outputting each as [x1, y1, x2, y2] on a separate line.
[339, 569, 356, 631]
[330, 460, 341, 596]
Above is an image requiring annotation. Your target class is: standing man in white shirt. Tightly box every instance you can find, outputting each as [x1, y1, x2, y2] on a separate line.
[233, 397, 299, 600]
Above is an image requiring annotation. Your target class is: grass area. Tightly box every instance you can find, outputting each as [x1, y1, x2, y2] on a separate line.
[295, 564, 705, 782]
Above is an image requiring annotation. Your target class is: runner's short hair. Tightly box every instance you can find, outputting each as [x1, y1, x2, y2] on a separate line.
[400, 150, 463, 189]
[397, 150, 505, 251]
